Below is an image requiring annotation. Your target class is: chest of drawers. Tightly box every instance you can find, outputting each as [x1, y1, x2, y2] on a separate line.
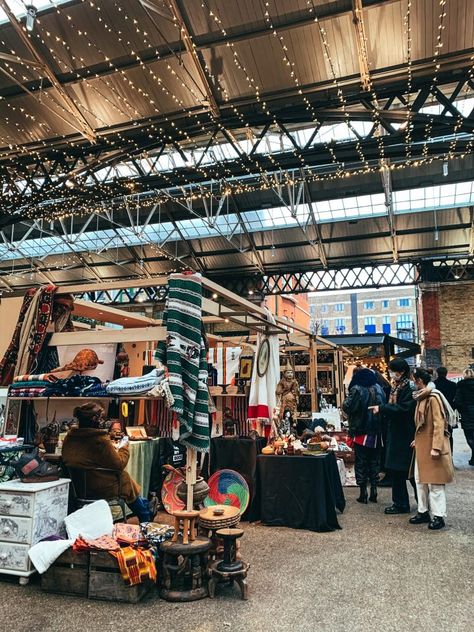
[0, 478, 70, 584]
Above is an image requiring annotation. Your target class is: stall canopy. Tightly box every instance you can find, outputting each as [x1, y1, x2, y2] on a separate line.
[324, 334, 420, 360]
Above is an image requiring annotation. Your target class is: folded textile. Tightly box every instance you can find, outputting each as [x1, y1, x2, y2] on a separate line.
[28, 538, 73, 574]
[13, 373, 59, 383]
[81, 383, 110, 398]
[109, 546, 157, 586]
[146, 380, 174, 407]
[73, 534, 120, 552]
[8, 387, 46, 397]
[65, 499, 113, 540]
[106, 368, 165, 395]
[43, 375, 103, 397]
[113, 523, 146, 545]
[10, 380, 51, 389]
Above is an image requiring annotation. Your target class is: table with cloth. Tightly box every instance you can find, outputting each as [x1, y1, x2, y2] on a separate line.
[125, 438, 161, 498]
[209, 437, 266, 521]
[257, 451, 345, 532]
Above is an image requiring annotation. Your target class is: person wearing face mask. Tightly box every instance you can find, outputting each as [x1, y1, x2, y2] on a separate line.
[62, 402, 152, 522]
[369, 358, 417, 514]
[409, 368, 454, 530]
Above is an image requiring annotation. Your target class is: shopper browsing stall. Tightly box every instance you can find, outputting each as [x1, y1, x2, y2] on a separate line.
[409, 368, 454, 530]
[369, 358, 417, 515]
[342, 368, 386, 504]
[454, 368, 474, 466]
[62, 402, 152, 522]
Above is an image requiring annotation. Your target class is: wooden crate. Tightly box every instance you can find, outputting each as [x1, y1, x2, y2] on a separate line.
[41, 549, 155, 603]
[88, 551, 154, 603]
[41, 549, 89, 597]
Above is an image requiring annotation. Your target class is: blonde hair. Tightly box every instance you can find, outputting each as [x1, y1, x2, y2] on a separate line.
[463, 368, 474, 379]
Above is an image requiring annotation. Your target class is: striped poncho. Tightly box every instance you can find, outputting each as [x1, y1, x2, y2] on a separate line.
[156, 273, 210, 453]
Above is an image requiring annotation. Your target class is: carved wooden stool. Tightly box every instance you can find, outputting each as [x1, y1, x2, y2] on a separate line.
[160, 537, 211, 602]
[198, 505, 241, 560]
[171, 509, 200, 545]
[208, 528, 249, 600]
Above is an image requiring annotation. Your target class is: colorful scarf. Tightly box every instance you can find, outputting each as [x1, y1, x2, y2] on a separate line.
[0, 288, 37, 385]
[110, 546, 157, 586]
[389, 377, 410, 404]
[73, 535, 120, 552]
[13, 373, 58, 383]
[156, 273, 210, 453]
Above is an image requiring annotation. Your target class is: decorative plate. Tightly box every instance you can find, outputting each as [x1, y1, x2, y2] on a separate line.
[204, 469, 250, 514]
[161, 470, 185, 514]
[257, 338, 270, 377]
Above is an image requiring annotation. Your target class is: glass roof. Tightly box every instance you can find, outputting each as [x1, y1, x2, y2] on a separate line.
[2, 179, 474, 262]
[0, 0, 69, 24]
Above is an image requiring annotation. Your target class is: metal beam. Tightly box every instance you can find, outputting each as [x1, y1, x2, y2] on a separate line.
[351, 0, 372, 92]
[380, 161, 398, 263]
[303, 180, 328, 269]
[469, 206, 474, 256]
[0, 0, 96, 142]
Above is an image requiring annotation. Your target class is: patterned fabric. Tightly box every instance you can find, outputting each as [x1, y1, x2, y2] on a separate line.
[9, 380, 51, 389]
[155, 273, 210, 453]
[13, 373, 58, 383]
[43, 375, 103, 397]
[73, 535, 120, 552]
[0, 288, 37, 385]
[354, 434, 383, 449]
[7, 387, 47, 397]
[110, 546, 157, 586]
[113, 523, 146, 545]
[106, 368, 164, 395]
[389, 377, 410, 404]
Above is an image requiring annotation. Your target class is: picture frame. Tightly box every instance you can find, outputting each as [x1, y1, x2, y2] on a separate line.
[238, 356, 254, 380]
[125, 426, 148, 440]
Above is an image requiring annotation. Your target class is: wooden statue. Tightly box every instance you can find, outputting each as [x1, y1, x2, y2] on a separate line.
[276, 361, 299, 419]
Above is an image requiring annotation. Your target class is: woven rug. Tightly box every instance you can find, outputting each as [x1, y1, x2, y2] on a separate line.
[156, 273, 210, 453]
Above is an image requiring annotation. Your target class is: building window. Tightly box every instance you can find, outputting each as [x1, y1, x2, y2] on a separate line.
[383, 316, 391, 325]
[364, 317, 376, 326]
[334, 303, 344, 312]
[397, 298, 411, 307]
[363, 301, 375, 310]
[396, 314, 413, 328]
[335, 318, 346, 333]
[321, 304, 328, 313]
[382, 300, 389, 308]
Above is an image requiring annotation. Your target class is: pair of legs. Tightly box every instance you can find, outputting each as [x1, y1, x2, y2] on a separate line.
[463, 428, 474, 464]
[127, 495, 152, 523]
[410, 461, 447, 529]
[354, 444, 379, 503]
[387, 470, 417, 513]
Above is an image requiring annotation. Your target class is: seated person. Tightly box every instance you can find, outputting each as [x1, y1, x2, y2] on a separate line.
[62, 402, 151, 523]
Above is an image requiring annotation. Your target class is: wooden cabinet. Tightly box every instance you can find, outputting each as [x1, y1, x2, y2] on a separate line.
[0, 478, 70, 584]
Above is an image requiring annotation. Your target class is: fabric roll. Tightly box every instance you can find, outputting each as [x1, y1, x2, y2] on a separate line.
[155, 272, 210, 453]
[13, 373, 58, 383]
[106, 368, 164, 395]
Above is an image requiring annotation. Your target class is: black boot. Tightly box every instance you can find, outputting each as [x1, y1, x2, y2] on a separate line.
[356, 485, 368, 504]
[409, 511, 431, 524]
[428, 516, 445, 530]
[369, 485, 377, 503]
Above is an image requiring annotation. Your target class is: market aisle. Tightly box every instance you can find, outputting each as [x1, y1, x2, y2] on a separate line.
[1, 431, 472, 632]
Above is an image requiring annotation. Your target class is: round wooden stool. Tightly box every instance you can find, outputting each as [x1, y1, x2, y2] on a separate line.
[208, 528, 249, 600]
[198, 505, 241, 560]
[160, 537, 211, 602]
[171, 509, 200, 545]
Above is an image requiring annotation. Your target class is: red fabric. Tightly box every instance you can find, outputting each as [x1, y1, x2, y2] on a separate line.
[247, 404, 270, 419]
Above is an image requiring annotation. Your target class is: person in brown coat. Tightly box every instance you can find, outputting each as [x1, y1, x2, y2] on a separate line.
[409, 368, 454, 531]
[62, 402, 151, 523]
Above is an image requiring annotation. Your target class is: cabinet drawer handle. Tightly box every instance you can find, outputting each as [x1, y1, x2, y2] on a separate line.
[4, 501, 12, 508]
[0, 554, 7, 560]
[3, 527, 11, 534]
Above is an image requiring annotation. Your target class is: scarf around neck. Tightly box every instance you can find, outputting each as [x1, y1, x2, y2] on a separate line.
[389, 377, 409, 404]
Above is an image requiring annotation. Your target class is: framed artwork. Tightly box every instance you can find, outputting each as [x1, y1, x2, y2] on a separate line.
[3, 399, 22, 437]
[238, 356, 254, 380]
[125, 426, 147, 440]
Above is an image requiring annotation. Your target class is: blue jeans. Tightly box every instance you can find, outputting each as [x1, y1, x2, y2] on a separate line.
[127, 496, 151, 523]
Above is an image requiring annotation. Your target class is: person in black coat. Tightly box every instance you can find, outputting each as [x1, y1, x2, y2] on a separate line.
[434, 367, 457, 408]
[342, 368, 386, 504]
[369, 358, 416, 514]
[454, 368, 474, 465]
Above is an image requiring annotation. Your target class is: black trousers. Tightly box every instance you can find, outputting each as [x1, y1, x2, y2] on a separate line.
[391, 470, 417, 509]
[354, 444, 380, 487]
[463, 428, 474, 458]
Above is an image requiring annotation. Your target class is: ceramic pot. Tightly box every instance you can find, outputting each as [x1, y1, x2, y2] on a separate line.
[176, 476, 210, 505]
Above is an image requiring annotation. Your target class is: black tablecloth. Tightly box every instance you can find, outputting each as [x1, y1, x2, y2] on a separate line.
[210, 437, 266, 521]
[257, 451, 345, 532]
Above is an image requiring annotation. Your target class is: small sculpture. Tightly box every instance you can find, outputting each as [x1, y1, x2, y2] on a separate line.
[223, 407, 237, 437]
[276, 360, 299, 419]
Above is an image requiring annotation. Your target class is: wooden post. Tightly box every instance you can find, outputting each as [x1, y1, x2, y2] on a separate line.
[309, 338, 318, 412]
[186, 448, 197, 511]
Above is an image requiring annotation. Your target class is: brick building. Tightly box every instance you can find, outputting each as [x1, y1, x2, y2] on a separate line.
[309, 287, 417, 340]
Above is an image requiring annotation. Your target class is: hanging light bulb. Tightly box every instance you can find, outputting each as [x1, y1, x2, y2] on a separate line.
[25, 5, 37, 33]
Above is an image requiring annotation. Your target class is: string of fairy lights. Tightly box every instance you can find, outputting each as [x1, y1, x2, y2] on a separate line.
[0, 0, 472, 241]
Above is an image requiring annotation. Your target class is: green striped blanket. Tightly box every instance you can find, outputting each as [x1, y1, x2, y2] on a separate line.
[156, 273, 210, 453]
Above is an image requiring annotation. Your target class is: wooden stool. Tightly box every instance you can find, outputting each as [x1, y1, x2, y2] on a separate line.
[208, 528, 249, 600]
[171, 509, 200, 545]
[160, 537, 211, 602]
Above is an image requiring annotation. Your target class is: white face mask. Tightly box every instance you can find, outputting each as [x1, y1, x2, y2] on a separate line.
[389, 371, 397, 380]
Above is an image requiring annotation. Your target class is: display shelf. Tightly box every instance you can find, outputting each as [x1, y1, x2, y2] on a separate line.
[7, 395, 164, 401]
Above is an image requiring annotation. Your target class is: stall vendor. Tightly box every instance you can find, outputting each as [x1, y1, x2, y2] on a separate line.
[62, 402, 152, 522]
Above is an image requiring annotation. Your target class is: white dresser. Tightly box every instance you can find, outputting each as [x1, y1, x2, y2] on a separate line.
[0, 478, 70, 584]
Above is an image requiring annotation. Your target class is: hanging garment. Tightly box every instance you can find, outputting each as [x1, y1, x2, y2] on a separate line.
[155, 273, 210, 453]
[208, 346, 242, 385]
[247, 308, 280, 424]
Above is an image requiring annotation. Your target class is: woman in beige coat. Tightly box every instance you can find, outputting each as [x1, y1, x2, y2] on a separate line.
[409, 368, 454, 530]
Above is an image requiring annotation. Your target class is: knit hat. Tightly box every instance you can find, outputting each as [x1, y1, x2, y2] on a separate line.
[350, 368, 377, 388]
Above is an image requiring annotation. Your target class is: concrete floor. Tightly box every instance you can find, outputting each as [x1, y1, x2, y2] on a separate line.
[1, 432, 473, 632]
